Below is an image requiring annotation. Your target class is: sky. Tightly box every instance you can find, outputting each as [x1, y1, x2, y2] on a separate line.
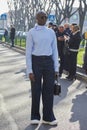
[0, 0, 8, 15]
[0, 0, 79, 15]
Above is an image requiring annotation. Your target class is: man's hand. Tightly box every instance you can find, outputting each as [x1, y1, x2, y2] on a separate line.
[58, 36, 64, 41]
[29, 73, 35, 82]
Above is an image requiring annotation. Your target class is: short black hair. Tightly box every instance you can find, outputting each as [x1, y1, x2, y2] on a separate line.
[48, 22, 53, 26]
[71, 23, 77, 26]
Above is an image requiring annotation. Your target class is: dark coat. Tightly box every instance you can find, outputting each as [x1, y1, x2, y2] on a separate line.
[68, 31, 81, 50]
[57, 31, 65, 57]
[63, 31, 81, 72]
[10, 27, 15, 39]
[4, 29, 8, 37]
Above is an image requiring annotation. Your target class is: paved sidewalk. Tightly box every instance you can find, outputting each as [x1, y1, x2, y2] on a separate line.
[0, 43, 87, 130]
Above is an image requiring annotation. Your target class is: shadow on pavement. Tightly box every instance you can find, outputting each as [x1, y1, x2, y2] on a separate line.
[70, 90, 87, 130]
[25, 124, 57, 130]
[25, 124, 37, 130]
[54, 77, 74, 105]
[14, 68, 29, 81]
[15, 68, 26, 75]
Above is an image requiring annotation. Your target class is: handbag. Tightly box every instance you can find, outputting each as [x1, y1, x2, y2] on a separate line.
[54, 79, 61, 96]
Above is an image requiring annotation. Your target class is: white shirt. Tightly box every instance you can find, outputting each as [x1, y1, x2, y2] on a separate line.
[26, 24, 59, 74]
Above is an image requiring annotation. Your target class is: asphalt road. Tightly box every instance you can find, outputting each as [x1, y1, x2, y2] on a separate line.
[0, 44, 87, 130]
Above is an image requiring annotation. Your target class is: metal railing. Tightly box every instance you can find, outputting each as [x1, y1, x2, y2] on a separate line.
[0, 35, 26, 48]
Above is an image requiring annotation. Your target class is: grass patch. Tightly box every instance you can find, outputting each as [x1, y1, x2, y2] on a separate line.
[77, 48, 85, 66]
[15, 37, 26, 48]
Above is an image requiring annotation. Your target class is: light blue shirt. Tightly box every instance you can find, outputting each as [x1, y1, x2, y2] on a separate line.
[26, 24, 59, 74]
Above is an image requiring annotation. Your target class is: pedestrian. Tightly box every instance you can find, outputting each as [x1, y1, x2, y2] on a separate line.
[4, 28, 8, 42]
[10, 25, 15, 47]
[64, 25, 81, 81]
[47, 21, 54, 29]
[63, 23, 75, 72]
[57, 25, 65, 77]
[64, 23, 72, 37]
[83, 34, 87, 74]
[83, 46, 87, 74]
[26, 11, 59, 125]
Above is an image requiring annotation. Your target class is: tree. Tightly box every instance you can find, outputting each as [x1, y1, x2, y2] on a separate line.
[25, 0, 54, 30]
[78, 0, 87, 33]
[7, 0, 87, 32]
[8, 0, 55, 30]
[7, 0, 14, 25]
[53, 0, 79, 25]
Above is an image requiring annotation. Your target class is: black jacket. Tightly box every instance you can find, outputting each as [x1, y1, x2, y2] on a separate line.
[68, 31, 81, 50]
[10, 27, 15, 39]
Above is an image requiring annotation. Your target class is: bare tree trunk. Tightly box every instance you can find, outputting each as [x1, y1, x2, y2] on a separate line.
[78, 0, 87, 33]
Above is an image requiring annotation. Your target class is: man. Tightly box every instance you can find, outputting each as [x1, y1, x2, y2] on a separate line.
[4, 28, 8, 42]
[26, 11, 59, 125]
[10, 25, 15, 47]
[47, 21, 54, 29]
[57, 25, 65, 77]
[64, 23, 71, 37]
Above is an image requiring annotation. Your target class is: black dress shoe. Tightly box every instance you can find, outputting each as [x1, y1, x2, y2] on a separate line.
[68, 77, 74, 81]
[68, 76, 76, 81]
[66, 75, 70, 79]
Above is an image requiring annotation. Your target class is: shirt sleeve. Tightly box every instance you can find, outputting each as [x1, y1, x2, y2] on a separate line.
[51, 31, 59, 72]
[26, 30, 33, 75]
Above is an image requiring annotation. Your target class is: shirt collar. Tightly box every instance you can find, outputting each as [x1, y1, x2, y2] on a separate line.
[34, 24, 46, 30]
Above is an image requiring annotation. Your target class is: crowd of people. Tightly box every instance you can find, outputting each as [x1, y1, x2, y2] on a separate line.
[47, 21, 82, 81]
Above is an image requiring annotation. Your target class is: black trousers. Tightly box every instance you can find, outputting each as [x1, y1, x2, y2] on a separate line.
[59, 52, 64, 75]
[31, 55, 55, 121]
[11, 38, 14, 47]
[68, 51, 78, 77]
[58, 43, 65, 75]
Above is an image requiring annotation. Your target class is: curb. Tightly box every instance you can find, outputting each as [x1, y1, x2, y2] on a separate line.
[76, 72, 87, 82]
[76, 66, 87, 82]
[1, 42, 25, 55]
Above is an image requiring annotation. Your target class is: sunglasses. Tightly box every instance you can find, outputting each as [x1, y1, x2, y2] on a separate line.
[40, 16, 47, 19]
